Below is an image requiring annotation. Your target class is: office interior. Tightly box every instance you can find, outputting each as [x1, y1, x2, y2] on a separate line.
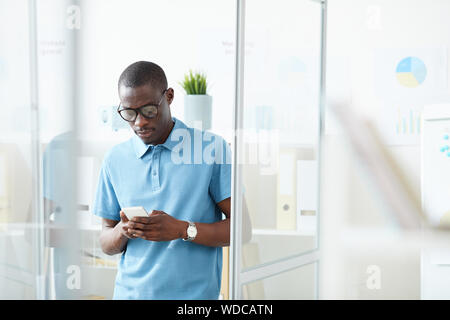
[1, 0, 450, 299]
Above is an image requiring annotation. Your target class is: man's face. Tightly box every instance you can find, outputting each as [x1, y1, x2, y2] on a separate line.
[119, 84, 174, 145]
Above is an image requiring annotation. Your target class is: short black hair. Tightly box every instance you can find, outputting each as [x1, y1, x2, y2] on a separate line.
[118, 61, 168, 92]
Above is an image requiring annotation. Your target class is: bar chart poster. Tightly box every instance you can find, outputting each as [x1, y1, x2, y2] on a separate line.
[395, 107, 422, 135]
[377, 104, 423, 145]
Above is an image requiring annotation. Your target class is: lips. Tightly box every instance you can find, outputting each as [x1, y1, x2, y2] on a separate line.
[136, 128, 155, 138]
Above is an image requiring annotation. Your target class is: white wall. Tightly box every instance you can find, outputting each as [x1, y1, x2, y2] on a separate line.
[77, 0, 237, 144]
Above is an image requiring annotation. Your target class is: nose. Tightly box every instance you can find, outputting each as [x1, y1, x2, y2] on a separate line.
[134, 112, 149, 128]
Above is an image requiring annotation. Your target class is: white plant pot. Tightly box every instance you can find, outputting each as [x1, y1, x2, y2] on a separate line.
[184, 94, 212, 130]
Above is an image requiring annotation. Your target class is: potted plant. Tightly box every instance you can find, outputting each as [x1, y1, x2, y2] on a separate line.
[179, 70, 212, 130]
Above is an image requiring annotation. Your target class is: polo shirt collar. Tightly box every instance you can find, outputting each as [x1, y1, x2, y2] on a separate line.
[132, 117, 187, 159]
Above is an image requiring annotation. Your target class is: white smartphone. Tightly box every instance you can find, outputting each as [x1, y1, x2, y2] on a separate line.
[122, 206, 149, 220]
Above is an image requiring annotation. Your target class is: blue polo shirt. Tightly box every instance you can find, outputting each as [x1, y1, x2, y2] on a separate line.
[92, 117, 231, 300]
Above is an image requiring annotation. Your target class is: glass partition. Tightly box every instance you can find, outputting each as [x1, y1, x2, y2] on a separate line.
[240, 0, 323, 270]
[1, 0, 324, 300]
[0, 0, 81, 299]
[231, 0, 325, 299]
[242, 262, 317, 299]
[0, 0, 36, 299]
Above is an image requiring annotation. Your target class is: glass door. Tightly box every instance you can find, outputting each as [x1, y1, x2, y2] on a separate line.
[230, 0, 326, 299]
[0, 0, 41, 299]
[0, 0, 81, 299]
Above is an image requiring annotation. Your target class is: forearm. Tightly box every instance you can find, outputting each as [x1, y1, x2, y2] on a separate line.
[180, 218, 230, 247]
[99, 222, 129, 255]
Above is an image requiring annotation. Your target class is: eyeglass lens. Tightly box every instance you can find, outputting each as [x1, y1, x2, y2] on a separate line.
[120, 105, 158, 121]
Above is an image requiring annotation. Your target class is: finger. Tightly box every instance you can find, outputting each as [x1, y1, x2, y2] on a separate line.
[126, 233, 137, 239]
[120, 224, 135, 238]
[132, 216, 153, 224]
[129, 229, 149, 240]
[121, 228, 136, 239]
[149, 210, 159, 217]
[149, 210, 166, 218]
[127, 221, 151, 231]
[130, 229, 161, 241]
[120, 211, 129, 222]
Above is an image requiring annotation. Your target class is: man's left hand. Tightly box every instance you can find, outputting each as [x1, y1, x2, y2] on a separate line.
[127, 210, 186, 242]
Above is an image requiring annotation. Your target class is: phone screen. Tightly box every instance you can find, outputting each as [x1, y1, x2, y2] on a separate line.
[122, 206, 149, 220]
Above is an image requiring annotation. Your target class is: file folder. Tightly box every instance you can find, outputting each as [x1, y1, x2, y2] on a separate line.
[276, 148, 297, 230]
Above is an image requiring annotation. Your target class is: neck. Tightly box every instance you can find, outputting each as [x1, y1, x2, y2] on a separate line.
[153, 119, 175, 145]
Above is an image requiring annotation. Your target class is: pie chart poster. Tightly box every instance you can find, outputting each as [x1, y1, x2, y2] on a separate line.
[374, 48, 448, 104]
[396, 57, 427, 88]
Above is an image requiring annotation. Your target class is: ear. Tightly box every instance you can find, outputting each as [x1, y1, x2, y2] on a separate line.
[166, 87, 174, 105]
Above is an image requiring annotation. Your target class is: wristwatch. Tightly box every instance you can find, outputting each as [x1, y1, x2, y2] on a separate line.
[183, 221, 197, 242]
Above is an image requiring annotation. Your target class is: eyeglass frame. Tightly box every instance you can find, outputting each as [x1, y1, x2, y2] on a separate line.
[117, 89, 168, 122]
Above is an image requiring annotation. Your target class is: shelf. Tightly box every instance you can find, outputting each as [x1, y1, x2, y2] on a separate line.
[82, 261, 118, 270]
[334, 226, 450, 253]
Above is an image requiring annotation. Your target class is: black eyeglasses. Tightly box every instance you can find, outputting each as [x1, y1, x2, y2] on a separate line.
[117, 89, 167, 122]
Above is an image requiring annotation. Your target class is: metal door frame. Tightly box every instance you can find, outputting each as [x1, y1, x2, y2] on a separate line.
[229, 0, 327, 299]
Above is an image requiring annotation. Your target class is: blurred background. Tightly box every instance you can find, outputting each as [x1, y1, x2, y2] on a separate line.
[0, 0, 449, 299]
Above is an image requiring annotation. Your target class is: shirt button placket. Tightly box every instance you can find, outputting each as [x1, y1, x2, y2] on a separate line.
[152, 148, 160, 191]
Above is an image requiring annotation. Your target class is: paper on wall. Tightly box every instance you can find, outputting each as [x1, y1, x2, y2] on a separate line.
[373, 47, 449, 145]
[297, 160, 318, 211]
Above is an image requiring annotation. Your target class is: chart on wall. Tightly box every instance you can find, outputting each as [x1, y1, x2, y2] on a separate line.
[374, 48, 449, 145]
[395, 56, 427, 88]
[376, 103, 423, 145]
[422, 110, 450, 226]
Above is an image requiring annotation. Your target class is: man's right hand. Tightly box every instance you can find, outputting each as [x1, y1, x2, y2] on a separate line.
[119, 210, 137, 239]
[100, 214, 134, 255]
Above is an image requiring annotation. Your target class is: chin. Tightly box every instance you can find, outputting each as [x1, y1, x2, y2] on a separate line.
[134, 130, 156, 145]
[140, 137, 154, 145]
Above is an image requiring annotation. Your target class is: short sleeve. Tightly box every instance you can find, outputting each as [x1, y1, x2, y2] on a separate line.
[209, 137, 232, 204]
[92, 160, 121, 221]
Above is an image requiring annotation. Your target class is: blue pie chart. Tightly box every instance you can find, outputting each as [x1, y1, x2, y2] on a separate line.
[396, 56, 427, 88]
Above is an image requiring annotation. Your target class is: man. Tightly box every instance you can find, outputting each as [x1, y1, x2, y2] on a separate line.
[92, 61, 231, 300]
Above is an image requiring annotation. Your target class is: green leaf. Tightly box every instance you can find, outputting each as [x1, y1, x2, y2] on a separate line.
[194, 78, 199, 94]
[180, 70, 209, 95]
[201, 77, 207, 94]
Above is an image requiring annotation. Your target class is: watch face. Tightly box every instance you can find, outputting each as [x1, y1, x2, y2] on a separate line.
[187, 225, 197, 238]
